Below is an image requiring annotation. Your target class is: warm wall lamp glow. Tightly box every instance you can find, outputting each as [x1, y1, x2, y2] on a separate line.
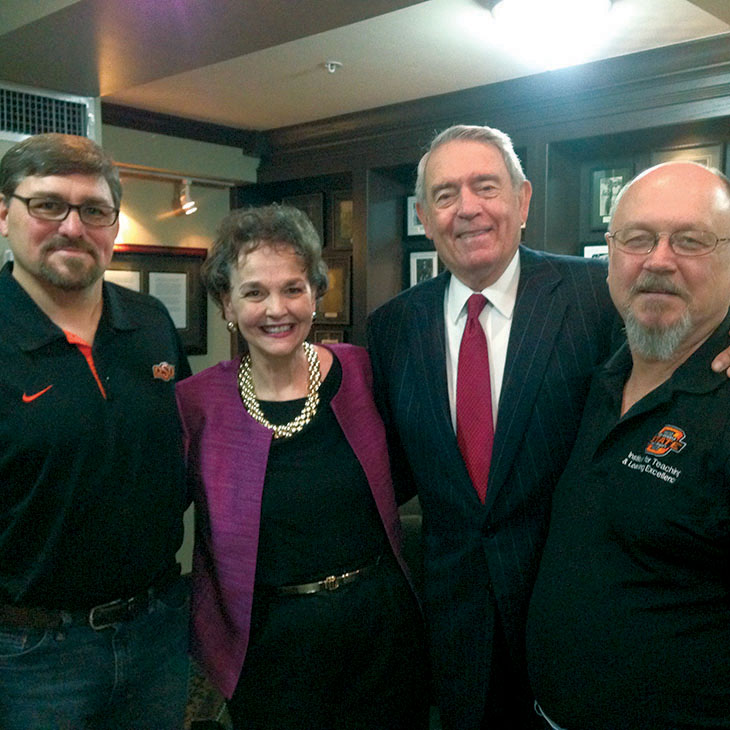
[177, 179, 197, 216]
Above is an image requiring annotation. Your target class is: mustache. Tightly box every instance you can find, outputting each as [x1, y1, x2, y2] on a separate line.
[42, 236, 97, 257]
[629, 273, 685, 298]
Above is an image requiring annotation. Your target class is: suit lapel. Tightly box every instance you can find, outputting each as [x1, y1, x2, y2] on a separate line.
[410, 274, 459, 446]
[399, 260, 567, 511]
[405, 273, 477, 498]
[485, 247, 565, 510]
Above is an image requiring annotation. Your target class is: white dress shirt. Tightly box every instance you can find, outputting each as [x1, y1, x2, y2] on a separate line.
[444, 251, 520, 432]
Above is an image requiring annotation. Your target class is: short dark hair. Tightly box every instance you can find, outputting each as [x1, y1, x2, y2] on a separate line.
[0, 133, 122, 207]
[203, 204, 328, 309]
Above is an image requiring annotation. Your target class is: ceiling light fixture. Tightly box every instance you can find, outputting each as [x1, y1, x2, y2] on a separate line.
[484, 0, 616, 70]
[323, 60, 343, 74]
[482, 0, 613, 14]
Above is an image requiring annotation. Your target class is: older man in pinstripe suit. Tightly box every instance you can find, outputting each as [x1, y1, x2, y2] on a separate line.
[366, 125, 620, 730]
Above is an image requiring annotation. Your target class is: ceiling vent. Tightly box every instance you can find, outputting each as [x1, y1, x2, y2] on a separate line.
[0, 82, 98, 143]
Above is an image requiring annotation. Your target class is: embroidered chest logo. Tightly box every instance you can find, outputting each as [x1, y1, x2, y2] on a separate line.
[645, 424, 687, 457]
[152, 361, 175, 382]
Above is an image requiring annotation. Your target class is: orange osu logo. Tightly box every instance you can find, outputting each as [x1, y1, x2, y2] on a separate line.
[645, 425, 686, 456]
[152, 361, 175, 382]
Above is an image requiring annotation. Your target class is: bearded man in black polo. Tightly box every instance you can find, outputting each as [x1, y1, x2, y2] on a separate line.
[527, 161, 730, 730]
[0, 134, 191, 729]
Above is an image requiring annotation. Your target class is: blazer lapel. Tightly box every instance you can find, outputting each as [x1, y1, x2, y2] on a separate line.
[329, 346, 397, 519]
[485, 248, 565, 509]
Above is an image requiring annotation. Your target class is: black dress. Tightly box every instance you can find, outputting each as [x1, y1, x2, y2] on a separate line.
[226, 358, 429, 730]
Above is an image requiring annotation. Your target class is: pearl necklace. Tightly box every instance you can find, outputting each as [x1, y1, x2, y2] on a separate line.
[237, 342, 321, 439]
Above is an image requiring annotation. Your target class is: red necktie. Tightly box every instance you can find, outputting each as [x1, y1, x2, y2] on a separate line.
[456, 293, 494, 503]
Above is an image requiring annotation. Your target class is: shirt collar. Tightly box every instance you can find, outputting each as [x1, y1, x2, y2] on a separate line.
[599, 308, 730, 397]
[0, 263, 137, 352]
[446, 249, 520, 324]
[102, 279, 139, 332]
[0, 263, 64, 351]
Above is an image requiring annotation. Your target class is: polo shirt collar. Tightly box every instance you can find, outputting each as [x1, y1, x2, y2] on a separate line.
[665, 308, 730, 394]
[0, 263, 63, 351]
[0, 262, 138, 352]
[102, 279, 140, 332]
[599, 308, 730, 401]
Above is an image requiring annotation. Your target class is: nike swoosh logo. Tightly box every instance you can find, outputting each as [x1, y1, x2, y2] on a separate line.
[22, 385, 53, 403]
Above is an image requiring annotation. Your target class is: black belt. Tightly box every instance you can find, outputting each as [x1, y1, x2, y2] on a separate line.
[0, 574, 180, 631]
[275, 556, 382, 596]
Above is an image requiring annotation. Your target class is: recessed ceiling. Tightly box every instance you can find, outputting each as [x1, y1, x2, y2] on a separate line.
[0, 0, 728, 132]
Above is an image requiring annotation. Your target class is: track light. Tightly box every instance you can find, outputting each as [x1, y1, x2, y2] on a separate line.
[177, 179, 197, 215]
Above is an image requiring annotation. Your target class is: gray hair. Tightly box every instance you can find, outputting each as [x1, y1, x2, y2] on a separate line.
[202, 203, 328, 309]
[415, 124, 526, 207]
[0, 133, 122, 208]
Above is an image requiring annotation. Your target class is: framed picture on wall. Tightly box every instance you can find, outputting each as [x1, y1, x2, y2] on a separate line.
[329, 190, 353, 249]
[317, 253, 351, 324]
[105, 244, 208, 355]
[650, 143, 723, 169]
[409, 251, 439, 287]
[589, 165, 633, 231]
[282, 192, 325, 244]
[312, 328, 345, 344]
[405, 195, 425, 237]
[582, 244, 608, 259]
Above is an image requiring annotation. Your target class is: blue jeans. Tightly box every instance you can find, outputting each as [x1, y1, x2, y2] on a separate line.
[0, 578, 190, 729]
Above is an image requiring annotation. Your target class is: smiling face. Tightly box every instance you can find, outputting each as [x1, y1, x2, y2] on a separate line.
[607, 162, 730, 361]
[222, 243, 317, 364]
[416, 139, 532, 290]
[0, 173, 118, 295]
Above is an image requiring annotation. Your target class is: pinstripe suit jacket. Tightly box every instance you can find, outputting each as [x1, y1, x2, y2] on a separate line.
[367, 245, 618, 729]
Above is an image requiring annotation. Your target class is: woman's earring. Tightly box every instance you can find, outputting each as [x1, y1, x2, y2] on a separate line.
[226, 321, 237, 333]
[311, 311, 317, 322]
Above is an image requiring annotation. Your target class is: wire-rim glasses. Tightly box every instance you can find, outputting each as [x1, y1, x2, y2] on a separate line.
[607, 228, 730, 257]
[9, 194, 119, 227]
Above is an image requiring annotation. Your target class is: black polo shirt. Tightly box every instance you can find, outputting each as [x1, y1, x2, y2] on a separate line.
[0, 263, 191, 610]
[527, 311, 730, 730]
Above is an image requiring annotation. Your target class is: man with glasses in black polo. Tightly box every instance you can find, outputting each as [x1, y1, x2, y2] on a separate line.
[527, 161, 730, 730]
[0, 133, 191, 729]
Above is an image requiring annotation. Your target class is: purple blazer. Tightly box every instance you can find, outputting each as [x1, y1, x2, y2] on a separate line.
[175, 343, 411, 698]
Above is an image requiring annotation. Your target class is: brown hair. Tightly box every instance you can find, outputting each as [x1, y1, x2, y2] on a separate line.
[203, 203, 328, 308]
[0, 133, 121, 207]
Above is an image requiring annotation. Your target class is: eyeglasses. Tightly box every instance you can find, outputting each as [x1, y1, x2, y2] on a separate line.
[607, 228, 730, 257]
[9, 194, 119, 227]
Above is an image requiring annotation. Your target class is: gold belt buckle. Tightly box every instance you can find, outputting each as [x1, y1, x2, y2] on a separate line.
[323, 575, 340, 591]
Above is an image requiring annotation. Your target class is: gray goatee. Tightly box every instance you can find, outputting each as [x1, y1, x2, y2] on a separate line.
[622, 273, 692, 361]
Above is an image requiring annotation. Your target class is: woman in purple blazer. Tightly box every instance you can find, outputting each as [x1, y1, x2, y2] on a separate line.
[176, 205, 427, 729]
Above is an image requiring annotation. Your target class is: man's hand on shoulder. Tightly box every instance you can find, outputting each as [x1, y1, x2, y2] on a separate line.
[711, 336, 730, 376]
